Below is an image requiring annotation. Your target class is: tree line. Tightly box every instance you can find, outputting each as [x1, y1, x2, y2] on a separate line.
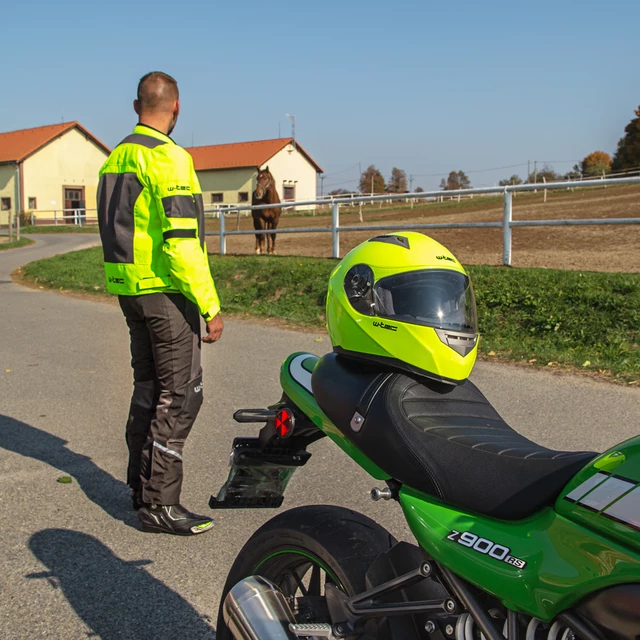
[329, 103, 640, 196]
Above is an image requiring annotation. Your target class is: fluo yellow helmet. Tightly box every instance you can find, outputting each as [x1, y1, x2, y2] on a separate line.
[326, 232, 478, 384]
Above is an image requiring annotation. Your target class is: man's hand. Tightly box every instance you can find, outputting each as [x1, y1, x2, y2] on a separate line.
[203, 313, 224, 343]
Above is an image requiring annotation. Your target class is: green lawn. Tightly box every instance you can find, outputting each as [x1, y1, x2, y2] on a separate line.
[20, 225, 99, 233]
[21, 248, 640, 383]
[0, 237, 35, 250]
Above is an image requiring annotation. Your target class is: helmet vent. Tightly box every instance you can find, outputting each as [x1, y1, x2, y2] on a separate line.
[435, 328, 478, 357]
[368, 235, 410, 249]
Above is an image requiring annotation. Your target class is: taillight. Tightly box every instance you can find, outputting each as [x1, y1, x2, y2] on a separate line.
[275, 408, 294, 438]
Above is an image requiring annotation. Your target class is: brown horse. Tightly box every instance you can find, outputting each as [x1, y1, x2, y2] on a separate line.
[252, 166, 281, 255]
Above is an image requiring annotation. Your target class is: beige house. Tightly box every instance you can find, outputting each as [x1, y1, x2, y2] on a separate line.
[185, 138, 323, 210]
[0, 122, 110, 225]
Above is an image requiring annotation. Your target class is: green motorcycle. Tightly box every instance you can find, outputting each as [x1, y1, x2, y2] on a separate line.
[213, 234, 640, 640]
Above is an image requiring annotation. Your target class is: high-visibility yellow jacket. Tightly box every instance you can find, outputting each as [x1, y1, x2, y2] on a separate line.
[97, 124, 220, 321]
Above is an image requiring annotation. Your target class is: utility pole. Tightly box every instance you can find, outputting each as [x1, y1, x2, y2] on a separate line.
[371, 174, 374, 196]
[527, 160, 530, 183]
[320, 175, 325, 197]
[286, 114, 296, 149]
[533, 161, 537, 184]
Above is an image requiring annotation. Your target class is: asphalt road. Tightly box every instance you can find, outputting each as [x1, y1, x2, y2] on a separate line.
[1, 235, 639, 639]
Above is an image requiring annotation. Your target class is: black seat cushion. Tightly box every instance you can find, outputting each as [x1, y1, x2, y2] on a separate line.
[311, 353, 597, 520]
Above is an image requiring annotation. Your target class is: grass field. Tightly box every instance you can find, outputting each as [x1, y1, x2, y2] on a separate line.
[20, 248, 640, 384]
[20, 225, 99, 234]
[0, 237, 34, 250]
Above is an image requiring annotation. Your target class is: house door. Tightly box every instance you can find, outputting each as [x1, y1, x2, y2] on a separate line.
[64, 187, 85, 224]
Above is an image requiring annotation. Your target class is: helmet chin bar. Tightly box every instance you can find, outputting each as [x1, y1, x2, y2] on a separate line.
[434, 328, 478, 357]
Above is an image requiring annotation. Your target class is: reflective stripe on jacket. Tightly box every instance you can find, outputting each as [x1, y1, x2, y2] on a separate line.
[97, 124, 220, 321]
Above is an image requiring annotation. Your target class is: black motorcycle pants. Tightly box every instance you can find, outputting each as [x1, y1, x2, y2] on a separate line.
[119, 292, 203, 506]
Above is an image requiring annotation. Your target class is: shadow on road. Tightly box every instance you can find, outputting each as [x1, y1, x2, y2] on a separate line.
[27, 529, 215, 639]
[0, 414, 138, 528]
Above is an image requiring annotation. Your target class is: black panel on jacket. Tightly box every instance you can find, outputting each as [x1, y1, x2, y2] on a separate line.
[97, 172, 143, 264]
[311, 353, 596, 520]
[118, 133, 167, 149]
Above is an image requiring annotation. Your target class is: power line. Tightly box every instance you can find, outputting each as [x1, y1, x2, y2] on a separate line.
[537, 159, 577, 164]
[323, 178, 359, 188]
[410, 159, 583, 180]
[411, 162, 529, 178]
[323, 158, 639, 186]
[322, 163, 361, 178]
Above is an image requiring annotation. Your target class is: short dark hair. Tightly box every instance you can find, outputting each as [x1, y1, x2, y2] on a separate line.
[136, 71, 179, 112]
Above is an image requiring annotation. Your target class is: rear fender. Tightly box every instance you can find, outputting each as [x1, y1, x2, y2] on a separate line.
[210, 352, 388, 510]
[281, 352, 391, 481]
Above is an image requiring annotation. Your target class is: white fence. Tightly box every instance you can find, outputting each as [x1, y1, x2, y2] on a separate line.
[11, 177, 640, 267]
[26, 209, 99, 226]
[204, 176, 640, 265]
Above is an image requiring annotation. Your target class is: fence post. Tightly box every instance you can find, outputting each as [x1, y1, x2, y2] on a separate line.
[332, 201, 340, 259]
[31, 211, 35, 226]
[219, 211, 226, 256]
[503, 191, 513, 266]
[54, 210, 58, 226]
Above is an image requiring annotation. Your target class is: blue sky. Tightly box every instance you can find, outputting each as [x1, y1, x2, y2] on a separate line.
[3, 0, 639, 191]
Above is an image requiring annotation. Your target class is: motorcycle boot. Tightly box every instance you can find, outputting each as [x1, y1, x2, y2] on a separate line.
[137, 503, 214, 535]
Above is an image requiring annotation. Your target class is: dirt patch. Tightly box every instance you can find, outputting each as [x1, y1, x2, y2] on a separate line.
[206, 185, 640, 272]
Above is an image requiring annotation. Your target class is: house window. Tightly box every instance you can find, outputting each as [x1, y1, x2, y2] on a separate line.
[1, 197, 11, 211]
[283, 185, 296, 201]
[28, 197, 37, 209]
[211, 193, 223, 203]
[238, 192, 249, 202]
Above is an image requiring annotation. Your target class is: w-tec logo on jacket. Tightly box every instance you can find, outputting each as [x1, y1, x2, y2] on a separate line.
[168, 185, 191, 192]
[193, 383, 203, 393]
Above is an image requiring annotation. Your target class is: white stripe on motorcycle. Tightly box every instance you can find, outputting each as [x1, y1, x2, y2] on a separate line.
[564, 472, 610, 503]
[579, 477, 636, 512]
[289, 354, 314, 395]
[603, 487, 640, 530]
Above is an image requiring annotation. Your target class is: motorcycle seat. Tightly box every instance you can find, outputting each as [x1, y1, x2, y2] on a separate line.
[311, 353, 597, 521]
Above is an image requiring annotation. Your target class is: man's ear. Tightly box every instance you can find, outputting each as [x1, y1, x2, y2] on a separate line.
[133, 99, 141, 116]
[174, 98, 181, 115]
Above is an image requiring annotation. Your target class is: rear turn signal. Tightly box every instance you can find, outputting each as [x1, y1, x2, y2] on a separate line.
[275, 408, 295, 438]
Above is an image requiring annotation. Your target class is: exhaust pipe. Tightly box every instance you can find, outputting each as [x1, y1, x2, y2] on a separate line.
[223, 575, 298, 640]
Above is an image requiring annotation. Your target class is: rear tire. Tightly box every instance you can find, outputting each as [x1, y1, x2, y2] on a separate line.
[216, 505, 396, 639]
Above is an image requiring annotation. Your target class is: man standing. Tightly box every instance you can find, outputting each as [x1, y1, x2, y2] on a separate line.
[97, 71, 223, 536]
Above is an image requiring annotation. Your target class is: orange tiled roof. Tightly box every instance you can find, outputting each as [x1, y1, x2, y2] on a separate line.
[185, 137, 323, 173]
[0, 121, 110, 164]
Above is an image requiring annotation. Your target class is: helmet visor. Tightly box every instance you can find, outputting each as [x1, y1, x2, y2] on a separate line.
[374, 269, 477, 333]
